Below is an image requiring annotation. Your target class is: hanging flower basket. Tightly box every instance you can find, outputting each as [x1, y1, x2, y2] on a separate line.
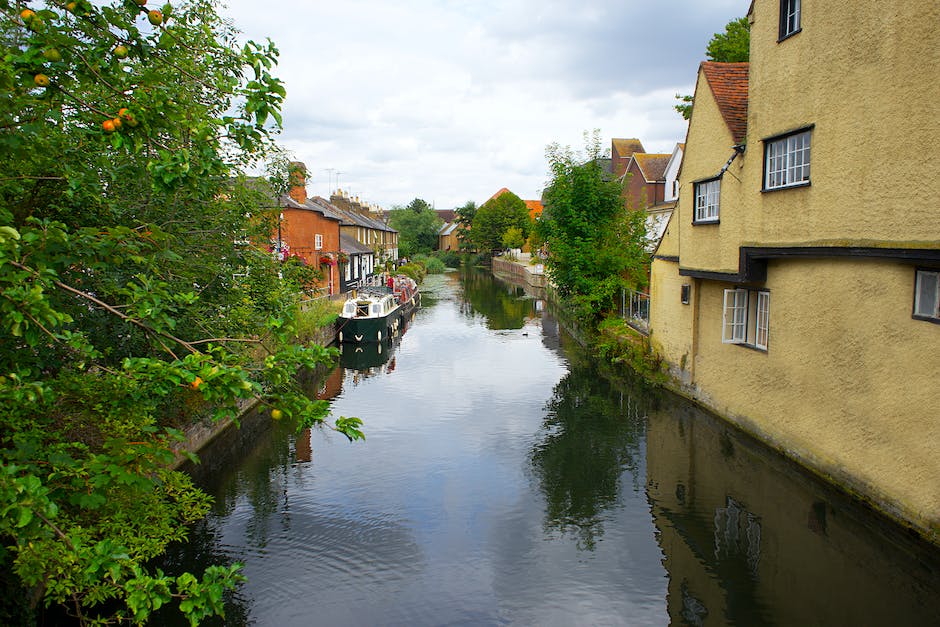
[337, 252, 349, 264]
[319, 254, 336, 266]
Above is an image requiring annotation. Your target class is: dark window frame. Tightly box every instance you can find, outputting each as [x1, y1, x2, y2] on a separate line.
[762, 127, 813, 192]
[913, 268, 940, 324]
[692, 176, 722, 225]
[778, 0, 802, 41]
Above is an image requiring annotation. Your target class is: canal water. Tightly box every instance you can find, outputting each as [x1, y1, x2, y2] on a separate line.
[165, 268, 940, 626]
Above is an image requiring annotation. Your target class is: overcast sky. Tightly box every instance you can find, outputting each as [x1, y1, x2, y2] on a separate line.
[219, 0, 746, 209]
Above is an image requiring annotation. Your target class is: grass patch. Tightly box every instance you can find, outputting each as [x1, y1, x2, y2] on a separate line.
[293, 297, 342, 344]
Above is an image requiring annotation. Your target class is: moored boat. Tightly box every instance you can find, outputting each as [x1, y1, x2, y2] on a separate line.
[337, 275, 420, 343]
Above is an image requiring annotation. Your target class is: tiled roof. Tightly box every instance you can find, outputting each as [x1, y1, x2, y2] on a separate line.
[436, 210, 456, 223]
[612, 138, 645, 157]
[486, 188, 511, 203]
[309, 196, 397, 233]
[701, 62, 749, 144]
[524, 199, 543, 220]
[340, 234, 373, 255]
[633, 154, 671, 182]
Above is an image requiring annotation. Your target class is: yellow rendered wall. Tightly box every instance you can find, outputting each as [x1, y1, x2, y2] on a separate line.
[688, 258, 940, 537]
[649, 258, 694, 382]
[741, 0, 940, 249]
[674, 66, 746, 274]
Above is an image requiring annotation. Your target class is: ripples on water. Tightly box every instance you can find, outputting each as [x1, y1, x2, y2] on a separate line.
[161, 269, 940, 627]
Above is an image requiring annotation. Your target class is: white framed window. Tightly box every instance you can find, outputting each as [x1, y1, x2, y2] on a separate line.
[315, 234, 323, 250]
[694, 178, 720, 223]
[723, 288, 771, 350]
[914, 270, 940, 322]
[779, 0, 801, 40]
[764, 129, 811, 190]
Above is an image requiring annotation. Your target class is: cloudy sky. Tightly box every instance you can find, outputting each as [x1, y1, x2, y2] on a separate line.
[218, 0, 746, 209]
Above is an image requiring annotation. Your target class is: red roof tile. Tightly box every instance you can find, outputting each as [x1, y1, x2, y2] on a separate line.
[524, 199, 543, 219]
[701, 62, 749, 144]
[633, 153, 671, 182]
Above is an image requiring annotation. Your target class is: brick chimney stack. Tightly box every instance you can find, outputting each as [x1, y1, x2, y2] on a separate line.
[288, 162, 307, 204]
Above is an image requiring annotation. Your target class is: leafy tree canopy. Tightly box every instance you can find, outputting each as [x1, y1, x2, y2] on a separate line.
[470, 190, 529, 254]
[0, 1, 360, 623]
[453, 200, 477, 250]
[675, 16, 750, 120]
[388, 198, 441, 257]
[536, 131, 648, 323]
[706, 16, 750, 63]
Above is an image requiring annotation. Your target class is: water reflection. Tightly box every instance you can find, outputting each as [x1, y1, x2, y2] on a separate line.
[457, 266, 539, 329]
[647, 397, 940, 626]
[156, 268, 940, 626]
[530, 354, 651, 551]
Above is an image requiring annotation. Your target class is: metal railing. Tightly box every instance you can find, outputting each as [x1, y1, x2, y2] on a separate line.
[621, 288, 650, 333]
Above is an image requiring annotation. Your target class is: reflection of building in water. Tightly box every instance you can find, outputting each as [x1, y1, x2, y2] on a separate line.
[295, 428, 312, 463]
[316, 366, 344, 401]
[713, 496, 761, 577]
[646, 400, 940, 626]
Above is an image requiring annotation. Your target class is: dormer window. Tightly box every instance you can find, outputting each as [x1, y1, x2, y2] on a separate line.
[779, 0, 801, 40]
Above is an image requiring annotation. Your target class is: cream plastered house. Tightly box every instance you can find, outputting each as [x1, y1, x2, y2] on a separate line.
[649, 0, 940, 543]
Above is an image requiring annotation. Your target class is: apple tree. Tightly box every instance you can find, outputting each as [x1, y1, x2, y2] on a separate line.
[0, 0, 360, 623]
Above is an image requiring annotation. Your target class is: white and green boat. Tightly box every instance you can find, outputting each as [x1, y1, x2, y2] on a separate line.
[337, 276, 419, 344]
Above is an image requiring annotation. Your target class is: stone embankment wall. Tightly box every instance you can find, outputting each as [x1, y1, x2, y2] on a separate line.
[492, 255, 546, 289]
[171, 323, 338, 468]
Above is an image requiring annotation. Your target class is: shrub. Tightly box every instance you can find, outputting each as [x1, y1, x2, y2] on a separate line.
[423, 256, 446, 274]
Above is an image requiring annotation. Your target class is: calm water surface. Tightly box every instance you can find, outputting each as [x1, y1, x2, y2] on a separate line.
[166, 268, 940, 626]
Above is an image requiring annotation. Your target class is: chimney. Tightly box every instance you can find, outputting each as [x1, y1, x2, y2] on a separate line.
[288, 162, 307, 204]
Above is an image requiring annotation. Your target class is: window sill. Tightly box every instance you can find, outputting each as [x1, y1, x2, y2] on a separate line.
[912, 314, 940, 325]
[762, 181, 811, 193]
[692, 218, 720, 226]
[778, 28, 802, 43]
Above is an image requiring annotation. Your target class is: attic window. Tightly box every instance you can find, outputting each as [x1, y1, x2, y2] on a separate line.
[779, 0, 801, 40]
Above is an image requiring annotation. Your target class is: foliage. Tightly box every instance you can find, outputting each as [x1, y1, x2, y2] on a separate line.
[536, 132, 648, 324]
[387, 198, 442, 257]
[292, 297, 342, 344]
[453, 200, 477, 250]
[431, 249, 461, 268]
[594, 317, 667, 383]
[706, 16, 750, 63]
[0, 1, 360, 623]
[675, 16, 750, 120]
[501, 225, 525, 251]
[470, 190, 530, 254]
[396, 261, 427, 283]
[414, 254, 445, 274]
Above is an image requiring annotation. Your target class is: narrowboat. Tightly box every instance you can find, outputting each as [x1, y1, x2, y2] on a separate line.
[337, 276, 420, 343]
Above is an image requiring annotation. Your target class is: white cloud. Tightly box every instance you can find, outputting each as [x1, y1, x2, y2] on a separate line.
[219, 0, 745, 208]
